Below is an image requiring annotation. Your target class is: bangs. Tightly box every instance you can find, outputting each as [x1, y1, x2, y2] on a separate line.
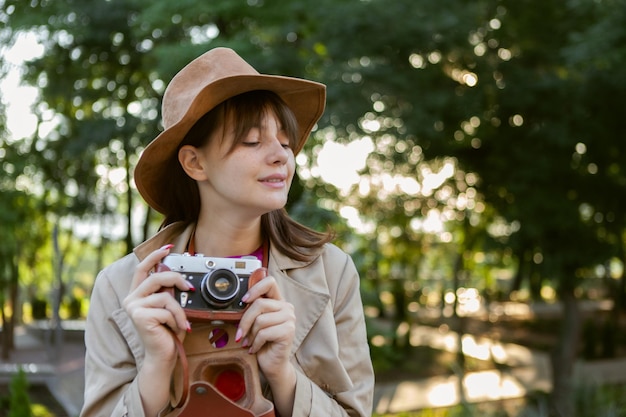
[222, 90, 299, 153]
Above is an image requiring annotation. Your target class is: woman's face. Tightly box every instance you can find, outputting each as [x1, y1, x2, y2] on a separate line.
[195, 109, 295, 219]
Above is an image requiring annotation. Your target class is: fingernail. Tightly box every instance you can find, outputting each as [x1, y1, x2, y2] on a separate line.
[242, 337, 249, 348]
[160, 244, 174, 251]
[187, 283, 196, 292]
[241, 293, 250, 303]
[235, 328, 243, 342]
[186, 321, 192, 333]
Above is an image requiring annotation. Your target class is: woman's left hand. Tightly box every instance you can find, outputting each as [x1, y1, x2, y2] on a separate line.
[235, 275, 296, 383]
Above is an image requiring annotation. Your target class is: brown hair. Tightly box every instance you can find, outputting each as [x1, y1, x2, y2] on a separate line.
[159, 90, 332, 261]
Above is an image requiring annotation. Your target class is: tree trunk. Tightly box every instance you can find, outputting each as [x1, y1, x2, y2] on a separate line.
[124, 143, 134, 254]
[1, 252, 19, 360]
[550, 290, 581, 417]
[1, 306, 9, 360]
[528, 264, 543, 301]
[616, 236, 626, 311]
[142, 205, 153, 244]
[52, 224, 65, 362]
[510, 246, 526, 294]
[8, 257, 18, 349]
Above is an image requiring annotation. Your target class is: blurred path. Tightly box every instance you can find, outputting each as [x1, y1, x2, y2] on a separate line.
[373, 299, 626, 413]
[374, 322, 626, 413]
[374, 324, 553, 413]
[0, 322, 85, 417]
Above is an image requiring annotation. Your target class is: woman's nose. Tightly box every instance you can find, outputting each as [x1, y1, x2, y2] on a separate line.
[268, 136, 290, 164]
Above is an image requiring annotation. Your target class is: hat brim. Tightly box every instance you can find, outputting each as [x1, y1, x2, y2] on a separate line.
[135, 74, 326, 214]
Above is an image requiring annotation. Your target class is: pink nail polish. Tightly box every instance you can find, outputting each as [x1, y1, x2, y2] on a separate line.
[187, 283, 196, 292]
[235, 328, 243, 342]
[160, 244, 174, 251]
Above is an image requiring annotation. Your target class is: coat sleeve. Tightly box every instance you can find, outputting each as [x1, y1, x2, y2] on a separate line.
[80, 265, 149, 417]
[291, 249, 374, 417]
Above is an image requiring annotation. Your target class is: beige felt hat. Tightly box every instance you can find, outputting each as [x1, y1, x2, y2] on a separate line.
[134, 47, 326, 214]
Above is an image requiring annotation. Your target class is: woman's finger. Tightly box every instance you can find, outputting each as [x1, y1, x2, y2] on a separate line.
[131, 244, 175, 289]
[242, 275, 282, 303]
[126, 292, 190, 335]
[237, 298, 294, 346]
[132, 270, 194, 299]
[247, 307, 296, 354]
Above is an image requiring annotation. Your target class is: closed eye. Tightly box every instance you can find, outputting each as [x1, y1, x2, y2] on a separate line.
[278, 130, 293, 149]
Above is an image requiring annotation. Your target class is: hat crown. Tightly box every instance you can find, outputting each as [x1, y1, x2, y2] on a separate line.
[162, 48, 259, 129]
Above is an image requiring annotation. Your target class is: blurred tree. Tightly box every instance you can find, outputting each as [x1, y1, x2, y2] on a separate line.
[0, 0, 342, 355]
[0, 0, 336, 249]
[2, 0, 163, 253]
[306, 0, 626, 414]
[0, 76, 52, 358]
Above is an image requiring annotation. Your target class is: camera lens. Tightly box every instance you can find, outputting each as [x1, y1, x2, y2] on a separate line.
[201, 269, 240, 307]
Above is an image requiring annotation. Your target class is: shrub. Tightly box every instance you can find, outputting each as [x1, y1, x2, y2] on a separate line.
[8, 368, 32, 417]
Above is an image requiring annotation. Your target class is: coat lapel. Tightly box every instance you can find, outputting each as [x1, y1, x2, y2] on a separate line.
[268, 248, 330, 354]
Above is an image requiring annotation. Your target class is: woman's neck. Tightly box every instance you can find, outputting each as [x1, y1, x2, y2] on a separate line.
[192, 214, 263, 258]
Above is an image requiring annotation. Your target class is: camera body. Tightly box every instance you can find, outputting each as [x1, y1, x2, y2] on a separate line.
[158, 253, 264, 322]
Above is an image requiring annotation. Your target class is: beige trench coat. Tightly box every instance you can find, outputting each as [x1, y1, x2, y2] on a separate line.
[80, 222, 374, 417]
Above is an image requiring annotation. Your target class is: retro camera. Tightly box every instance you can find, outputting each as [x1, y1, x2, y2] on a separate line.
[159, 253, 263, 320]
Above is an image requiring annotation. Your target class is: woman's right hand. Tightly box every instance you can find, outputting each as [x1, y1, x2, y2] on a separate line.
[122, 244, 194, 365]
[123, 244, 195, 416]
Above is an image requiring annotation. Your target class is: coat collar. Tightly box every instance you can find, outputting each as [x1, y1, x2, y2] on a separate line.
[133, 222, 194, 261]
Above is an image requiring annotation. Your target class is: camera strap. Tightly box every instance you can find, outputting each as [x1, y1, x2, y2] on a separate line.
[170, 329, 189, 409]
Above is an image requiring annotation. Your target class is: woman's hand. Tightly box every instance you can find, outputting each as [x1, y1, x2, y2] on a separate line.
[235, 275, 297, 415]
[122, 244, 194, 416]
[123, 244, 193, 361]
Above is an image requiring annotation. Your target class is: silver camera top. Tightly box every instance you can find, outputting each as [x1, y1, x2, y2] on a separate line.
[162, 252, 262, 275]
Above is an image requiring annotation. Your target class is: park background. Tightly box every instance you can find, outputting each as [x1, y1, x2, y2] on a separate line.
[1, 1, 626, 416]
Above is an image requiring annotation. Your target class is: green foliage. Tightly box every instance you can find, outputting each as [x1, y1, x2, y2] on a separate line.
[2, 0, 624, 296]
[0, 370, 56, 417]
[7, 368, 32, 417]
[311, 0, 625, 293]
[30, 405, 53, 417]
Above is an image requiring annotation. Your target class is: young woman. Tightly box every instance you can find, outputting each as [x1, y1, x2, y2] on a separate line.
[80, 47, 374, 417]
